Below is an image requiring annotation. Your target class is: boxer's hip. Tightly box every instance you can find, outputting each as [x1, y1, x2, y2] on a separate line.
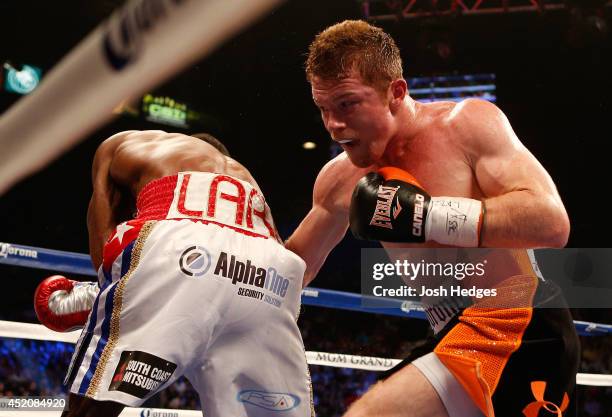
[433, 276, 579, 417]
[68, 218, 307, 407]
[100, 217, 305, 317]
[100, 171, 296, 286]
[421, 249, 547, 335]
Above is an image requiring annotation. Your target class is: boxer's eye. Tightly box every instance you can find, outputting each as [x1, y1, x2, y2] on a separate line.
[339, 100, 357, 111]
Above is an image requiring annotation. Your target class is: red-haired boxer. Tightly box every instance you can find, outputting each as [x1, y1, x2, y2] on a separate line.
[285, 20, 579, 417]
[36, 131, 313, 417]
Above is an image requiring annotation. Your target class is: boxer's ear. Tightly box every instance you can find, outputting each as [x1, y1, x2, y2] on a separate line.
[388, 79, 407, 111]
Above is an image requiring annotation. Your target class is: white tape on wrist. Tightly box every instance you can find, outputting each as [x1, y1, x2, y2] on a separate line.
[425, 197, 483, 247]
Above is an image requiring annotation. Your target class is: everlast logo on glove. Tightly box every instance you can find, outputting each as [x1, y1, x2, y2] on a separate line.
[109, 351, 176, 398]
[369, 185, 401, 229]
[350, 171, 431, 243]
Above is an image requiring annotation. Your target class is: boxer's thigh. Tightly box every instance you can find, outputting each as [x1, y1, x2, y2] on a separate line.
[187, 242, 310, 416]
[187, 314, 314, 417]
[343, 362, 450, 417]
[491, 306, 580, 417]
[66, 220, 225, 406]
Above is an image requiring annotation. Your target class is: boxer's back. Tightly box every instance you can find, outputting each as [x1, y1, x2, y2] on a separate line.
[88, 130, 264, 269]
[108, 130, 256, 197]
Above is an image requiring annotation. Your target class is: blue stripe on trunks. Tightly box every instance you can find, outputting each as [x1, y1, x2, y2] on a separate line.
[64, 292, 100, 387]
[102, 267, 112, 289]
[101, 234, 137, 289]
[78, 281, 118, 394]
[120, 241, 135, 278]
[77, 241, 136, 394]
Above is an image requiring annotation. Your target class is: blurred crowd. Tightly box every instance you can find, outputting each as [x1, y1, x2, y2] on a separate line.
[0, 339, 71, 397]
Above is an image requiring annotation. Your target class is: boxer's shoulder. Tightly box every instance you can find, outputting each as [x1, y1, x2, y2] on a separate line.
[445, 97, 501, 124]
[438, 98, 514, 155]
[95, 130, 138, 155]
[442, 99, 505, 137]
[94, 130, 151, 166]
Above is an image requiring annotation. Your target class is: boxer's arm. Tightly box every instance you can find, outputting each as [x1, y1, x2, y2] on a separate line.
[286, 205, 348, 287]
[456, 99, 570, 247]
[285, 159, 351, 287]
[87, 132, 131, 269]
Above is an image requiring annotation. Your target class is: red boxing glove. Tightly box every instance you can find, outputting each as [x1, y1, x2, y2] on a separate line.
[34, 275, 99, 332]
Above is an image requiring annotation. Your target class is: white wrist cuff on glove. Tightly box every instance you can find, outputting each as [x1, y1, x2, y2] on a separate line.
[425, 197, 483, 247]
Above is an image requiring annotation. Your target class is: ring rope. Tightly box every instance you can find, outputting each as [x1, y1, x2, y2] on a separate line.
[1, 241, 611, 336]
[0, 320, 609, 386]
[0, 0, 282, 194]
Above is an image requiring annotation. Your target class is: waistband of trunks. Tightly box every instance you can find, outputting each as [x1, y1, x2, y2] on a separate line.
[135, 172, 276, 239]
[136, 175, 180, 220]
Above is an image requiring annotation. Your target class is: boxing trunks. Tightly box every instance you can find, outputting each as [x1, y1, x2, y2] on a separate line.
[65, 172, 314, 417]
[389, 250, 580, 417]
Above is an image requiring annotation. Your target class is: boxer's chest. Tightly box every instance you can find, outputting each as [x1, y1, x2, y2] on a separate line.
[386, 132, 482, 199]
[334, 131, 484, 214]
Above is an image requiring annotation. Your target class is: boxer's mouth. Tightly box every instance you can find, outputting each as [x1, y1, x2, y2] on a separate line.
[337, 139, 356, 148]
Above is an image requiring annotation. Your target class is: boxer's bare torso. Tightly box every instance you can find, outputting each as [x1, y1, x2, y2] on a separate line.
[88, 130, 259, 269]
[287, 77, 568, 294]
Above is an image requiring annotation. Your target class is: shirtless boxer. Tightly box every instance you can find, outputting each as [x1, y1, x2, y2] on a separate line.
[285, 20, 579, 417]
[35, 131, 313, 417]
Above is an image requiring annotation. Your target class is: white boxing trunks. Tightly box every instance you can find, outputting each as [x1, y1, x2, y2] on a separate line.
[65, 172, 313, 417]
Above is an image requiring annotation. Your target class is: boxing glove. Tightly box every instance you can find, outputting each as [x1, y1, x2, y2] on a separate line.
[350, 167, 484, 247]
[34, 275, 99, 332]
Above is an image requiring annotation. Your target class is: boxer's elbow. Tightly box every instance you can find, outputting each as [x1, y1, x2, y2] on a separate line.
[302, 270, 316, 288]
[538, 197, 570, 248]
[547, 215, 570, 248]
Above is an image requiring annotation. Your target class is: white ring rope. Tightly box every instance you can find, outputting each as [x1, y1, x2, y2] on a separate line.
[0, 0, 282, 194]
[1, 320, 610, 387]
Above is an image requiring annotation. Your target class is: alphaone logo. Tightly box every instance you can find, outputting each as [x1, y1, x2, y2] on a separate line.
[178, 246, 211, 277]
